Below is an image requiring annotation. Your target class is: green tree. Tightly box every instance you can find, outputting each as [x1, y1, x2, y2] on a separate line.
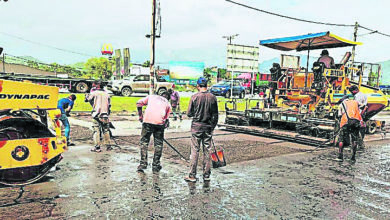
[50, 63, 60, 73]
[142, 60, 150, 67]
[218, 68, 227, 79]
[203, 67, 213, 81]
[27, 60, 39, 69]
[84, 57, 114, 79]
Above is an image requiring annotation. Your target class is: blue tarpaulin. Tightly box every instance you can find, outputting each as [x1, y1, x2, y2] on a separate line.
[260, 32, 362, 51]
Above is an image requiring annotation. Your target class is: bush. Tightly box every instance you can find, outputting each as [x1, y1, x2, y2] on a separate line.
[175, 85, 197, 92]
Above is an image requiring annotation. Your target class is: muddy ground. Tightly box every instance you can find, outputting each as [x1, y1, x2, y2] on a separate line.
[71, 124, 308, 164]
[0, 115, 389, 219]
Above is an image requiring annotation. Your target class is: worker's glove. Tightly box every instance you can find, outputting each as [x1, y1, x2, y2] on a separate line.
[139, 115, 143, 123]
[66, 112, 71, 117]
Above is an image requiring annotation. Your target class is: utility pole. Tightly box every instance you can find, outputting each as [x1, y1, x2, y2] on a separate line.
[223, 34, 239, 44]
[223, 34, 239, 98]
[351, 21, 359, 64]
[148, 0, 157, 95]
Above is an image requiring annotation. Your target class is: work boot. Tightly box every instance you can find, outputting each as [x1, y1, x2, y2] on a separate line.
[358, 142, 365, 152]
[137, 164, 147, 173]
[335, 153, 343, 162]
[184, 176, 197, 182]
[152, 165, 162, 173]
[350, 156, 356, 161]
[90, 146, 102, 153]
[173, 116, 177, 121]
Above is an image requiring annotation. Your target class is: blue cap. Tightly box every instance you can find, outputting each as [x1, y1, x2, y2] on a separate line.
[197, 77, 207, 86]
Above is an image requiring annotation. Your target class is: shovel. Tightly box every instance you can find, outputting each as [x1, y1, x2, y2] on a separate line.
[210, 138, 227, 168]
[163, 138, 189, 162]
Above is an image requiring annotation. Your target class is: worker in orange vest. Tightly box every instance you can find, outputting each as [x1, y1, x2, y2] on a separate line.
[336, 96, 363, 161]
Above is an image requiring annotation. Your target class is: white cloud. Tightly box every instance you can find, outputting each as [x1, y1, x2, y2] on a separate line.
[0, 0, 389, 66]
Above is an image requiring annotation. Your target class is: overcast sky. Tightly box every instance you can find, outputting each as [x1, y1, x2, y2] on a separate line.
[0, 0, 389, 67]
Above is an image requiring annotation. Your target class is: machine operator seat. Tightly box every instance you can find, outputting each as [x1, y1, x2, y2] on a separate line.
[312, 62, 325, 82]
[311, 62, 326, 91]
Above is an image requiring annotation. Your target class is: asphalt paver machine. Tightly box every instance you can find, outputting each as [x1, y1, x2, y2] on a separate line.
[223, 32, 388, 145]
[0, 80, 67, 186]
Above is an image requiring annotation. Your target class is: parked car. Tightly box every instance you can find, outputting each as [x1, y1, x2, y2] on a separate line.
[107, 74, 173, 97]
[210, 80, 246, 98]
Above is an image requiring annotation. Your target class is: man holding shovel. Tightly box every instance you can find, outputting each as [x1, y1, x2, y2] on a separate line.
[136, 91, 171, 173]
[184, 77, 219, 182]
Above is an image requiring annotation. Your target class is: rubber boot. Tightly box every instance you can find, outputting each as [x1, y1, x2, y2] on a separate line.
[337, 153, 343, 162]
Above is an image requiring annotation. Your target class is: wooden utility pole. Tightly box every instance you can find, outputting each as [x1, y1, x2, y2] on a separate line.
[149, 0, 157, 95]
[351, 21, 359, 64]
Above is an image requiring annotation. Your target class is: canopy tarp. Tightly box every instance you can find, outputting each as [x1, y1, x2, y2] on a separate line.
[259, 32, 362, 51]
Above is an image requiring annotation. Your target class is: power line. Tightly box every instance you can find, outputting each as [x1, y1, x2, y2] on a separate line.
[5, 53, 85, 72]
[358, 31, 378, 37]
[358, 25, 390, 38]
[0, 31, 95, 57]
[225, 0, 354, 27]
[225, 0, 390, 38]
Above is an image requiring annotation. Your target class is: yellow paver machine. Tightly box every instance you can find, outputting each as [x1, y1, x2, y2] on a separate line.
[0, 80, 67, 186]
[223, 32, 389, 145]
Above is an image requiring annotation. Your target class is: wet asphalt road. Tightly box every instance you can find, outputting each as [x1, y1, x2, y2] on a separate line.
[0, 139, 389, 219]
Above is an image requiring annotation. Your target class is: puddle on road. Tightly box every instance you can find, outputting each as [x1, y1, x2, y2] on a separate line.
[0, 143, 389, 219]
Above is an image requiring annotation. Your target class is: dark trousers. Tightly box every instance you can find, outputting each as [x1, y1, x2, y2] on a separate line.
[139, 123, 165, 169]
[172, 105, 182, 119]
[339, 125, 361, 155]
[92, 116, 111, 148]
[189, 130, 212, 178]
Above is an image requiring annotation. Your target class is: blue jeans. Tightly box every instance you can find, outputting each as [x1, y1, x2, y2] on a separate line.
[60, 114, 70, 142]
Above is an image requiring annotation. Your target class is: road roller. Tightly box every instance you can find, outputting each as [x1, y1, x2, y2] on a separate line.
[0, 80, 67, 186]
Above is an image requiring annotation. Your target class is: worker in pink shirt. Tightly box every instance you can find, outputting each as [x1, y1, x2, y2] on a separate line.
[136, 91, 171, 173]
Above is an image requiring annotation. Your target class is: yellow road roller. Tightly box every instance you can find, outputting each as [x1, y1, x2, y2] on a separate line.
[0, 80, 67, 186]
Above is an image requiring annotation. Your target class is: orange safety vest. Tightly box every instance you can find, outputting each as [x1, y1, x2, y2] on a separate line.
[340, 99, 362, 128]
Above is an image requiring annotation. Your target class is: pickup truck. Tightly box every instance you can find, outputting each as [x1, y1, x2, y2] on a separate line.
[107, 74, 174, 97]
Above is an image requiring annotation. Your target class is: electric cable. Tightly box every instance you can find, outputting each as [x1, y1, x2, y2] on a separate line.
[0, 31, 95, 57]
[4, 53, 85, 72]
[226, 0, 390, 38]
[225, 0, 354, 27]
[358, 31, 378, 37]
[358, 25, 390, 38]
